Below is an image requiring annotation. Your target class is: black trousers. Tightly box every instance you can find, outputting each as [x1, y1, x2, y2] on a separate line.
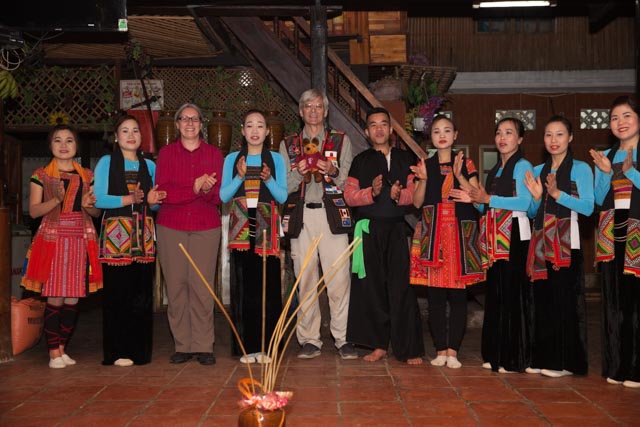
[530, 250, 588, 374]
[347, 219, 424, 361]
[426, 287, 467, 352]
[481, 225, 533, 372]
[102, 262, 154, 365]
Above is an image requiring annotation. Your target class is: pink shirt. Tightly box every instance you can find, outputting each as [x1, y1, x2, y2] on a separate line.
[155, 138, 223, 231]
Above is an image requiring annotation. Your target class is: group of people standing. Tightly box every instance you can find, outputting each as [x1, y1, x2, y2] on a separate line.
[20, 89, 639, 389]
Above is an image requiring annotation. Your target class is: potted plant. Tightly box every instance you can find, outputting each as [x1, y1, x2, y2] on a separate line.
[405, 73, 444, 133]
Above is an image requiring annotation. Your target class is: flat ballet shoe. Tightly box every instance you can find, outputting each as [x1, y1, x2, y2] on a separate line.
[114, 358, 134, 367]
[60, 354, 76, 365]
[430, 355, 447, 366]
[446, 356, 462, 369]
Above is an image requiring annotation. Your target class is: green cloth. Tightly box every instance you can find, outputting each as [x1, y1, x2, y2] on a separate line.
[351, 219, 370, 279]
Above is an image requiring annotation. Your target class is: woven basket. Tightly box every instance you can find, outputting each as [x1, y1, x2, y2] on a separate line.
[11, 297, 46, 356]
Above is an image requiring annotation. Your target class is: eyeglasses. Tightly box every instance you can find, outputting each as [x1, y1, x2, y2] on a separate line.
[178, 116, 201, 123]
[303, 103, 324, 110]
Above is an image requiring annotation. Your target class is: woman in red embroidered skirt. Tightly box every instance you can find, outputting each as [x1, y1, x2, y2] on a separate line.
[410, 115, 484, 369]
[21, 125, 103, 369]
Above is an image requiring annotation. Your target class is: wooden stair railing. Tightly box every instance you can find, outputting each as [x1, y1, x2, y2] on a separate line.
[274, 17, 427, 159]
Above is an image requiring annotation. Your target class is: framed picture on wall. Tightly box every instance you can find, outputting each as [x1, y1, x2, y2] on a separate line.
[119, 79, 164, 111]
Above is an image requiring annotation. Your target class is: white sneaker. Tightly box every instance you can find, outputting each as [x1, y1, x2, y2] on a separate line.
[525, 367, 541, 374]
[255, 353, 272, 363]
[430, 355, 447, 366]
[49, 357, 66, 369]
[498, 367, 516, 374]
[114, 358, 134, 367]
[540, 369, 572, 378]
[60, 354, 76, 366]
[623, 380, 640, 388]
[446, 356, 462, 369]
[482, 362, 491, 370]
[240, 354, 256, 364]
[606, 377, 623, 385]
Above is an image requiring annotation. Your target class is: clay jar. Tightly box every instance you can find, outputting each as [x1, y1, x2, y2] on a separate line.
[207, 110, 232, 156]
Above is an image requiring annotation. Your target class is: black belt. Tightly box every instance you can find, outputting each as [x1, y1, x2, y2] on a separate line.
[305, 203, 323, 209]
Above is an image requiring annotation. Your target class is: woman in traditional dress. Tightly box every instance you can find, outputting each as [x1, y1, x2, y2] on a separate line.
[155, 103, 223, 365]
[220, 109, 287, 363]
[94, 114, 166, 366]
[21, 125, 102, 369]
[590, 95, 640, 388]
[456, 117, 534, 373]
[524, 115, 593, 378]
[410, 115, 484, 369]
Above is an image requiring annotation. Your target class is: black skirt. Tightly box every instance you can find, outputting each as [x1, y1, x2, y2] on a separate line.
[530, 250, 588, 374]
[102, 262, 154, 365]
[481, 223, 533, 372]
[601, 209, 640, 382]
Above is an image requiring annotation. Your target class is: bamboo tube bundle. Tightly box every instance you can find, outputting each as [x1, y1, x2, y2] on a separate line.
[178, 234, 362, 406]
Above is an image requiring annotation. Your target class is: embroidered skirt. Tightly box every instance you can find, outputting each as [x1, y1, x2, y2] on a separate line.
[22, 212, 102, 297]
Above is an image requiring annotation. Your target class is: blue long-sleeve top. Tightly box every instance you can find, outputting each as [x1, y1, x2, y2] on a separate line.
[94, 155, 159, 211]
[527, 159, 594, 218]
[478, 158, 534, 213]
[594, 147, 640, 206]
[220, 151, 288, 204]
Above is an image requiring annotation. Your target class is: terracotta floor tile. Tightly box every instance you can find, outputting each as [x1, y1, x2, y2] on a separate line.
[339, 386, 399, 401]
[283, 414, 340, 426]
[0, 387, 42, 402]
[201, 415, 237, 427]
[534, 402, 609, 419]
[156, 385, 220, 401]
[79, 400, 148, 415]
[469, 401, 538, 418]
[397, 387, 459, 401]
[457, 385, 521, 401]
[393, 374, 452, 388]
[30, 385, 104, 402]
[340, 400, 406, 416]
[339, 375, 395, 388]
[546, 416, 621, 426]
[1, 301, 636, 426]
[340, 415, 412, 426]
[5, 400, 82, 418]
[143, 400, 212, 417]
[209, 398, 242, 415]
[0, 401, 18, 416]
[287, 400, 339, 416]
[518, 388, 588, 403]
[476, 416, 548, 427]
[403, 399, 473, 417]
[447, 375, 506, 388]
[409, 415, 478, 426]
[0, 416, 66, 427]
[127, 414, 205, 427]
[286, 386, 338, 402]
[95, 384, 163, 401]
[57, 414, 132, 427]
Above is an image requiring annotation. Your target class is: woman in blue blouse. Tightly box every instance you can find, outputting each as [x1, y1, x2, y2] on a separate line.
[524, 115, 593, 378]
[590, 96, 640, 388]
[454, 117, 534, 373]
[94, 115, 165, 366]
[220, 109, 288, 364]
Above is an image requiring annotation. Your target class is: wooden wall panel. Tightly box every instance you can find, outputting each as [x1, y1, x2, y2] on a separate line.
[408, 17, 634, 71]
[441, 91, 631, 272]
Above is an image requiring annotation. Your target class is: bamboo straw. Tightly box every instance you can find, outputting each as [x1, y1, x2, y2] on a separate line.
[178, 243, 256, 393]
[260, 229, 267, 383]
[264, 237, 362, 391]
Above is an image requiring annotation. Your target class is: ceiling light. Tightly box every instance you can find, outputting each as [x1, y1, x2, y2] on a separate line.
[473, 1, 555, 8]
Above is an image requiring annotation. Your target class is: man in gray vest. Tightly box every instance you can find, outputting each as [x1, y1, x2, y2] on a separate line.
[279, 88, 357, 359]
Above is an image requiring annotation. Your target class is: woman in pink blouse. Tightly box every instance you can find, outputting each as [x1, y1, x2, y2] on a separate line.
[155, 103, 223, 365]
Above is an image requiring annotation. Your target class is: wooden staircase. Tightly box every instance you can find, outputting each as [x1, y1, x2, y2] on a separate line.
[217, 15, 426, 158]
